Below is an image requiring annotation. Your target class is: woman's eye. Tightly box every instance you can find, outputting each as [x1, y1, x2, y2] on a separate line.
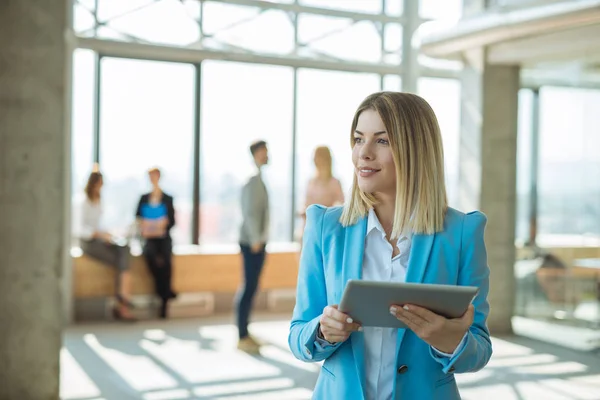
[377, 138, 389, 145]
[353, 137, 363, 144]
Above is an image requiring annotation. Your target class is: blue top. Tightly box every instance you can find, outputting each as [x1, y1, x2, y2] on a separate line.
[140, 203, 167, 220]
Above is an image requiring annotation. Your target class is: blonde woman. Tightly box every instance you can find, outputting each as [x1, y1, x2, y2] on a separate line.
[304, 146, 345, 211]
[288, 92, 491, 399]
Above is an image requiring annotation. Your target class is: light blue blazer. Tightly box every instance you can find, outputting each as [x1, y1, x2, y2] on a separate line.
[288, 205, 492, 400]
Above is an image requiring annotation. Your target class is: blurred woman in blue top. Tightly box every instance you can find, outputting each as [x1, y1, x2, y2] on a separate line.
[136, 167, 177, 319]
[288, 92, 492, 399]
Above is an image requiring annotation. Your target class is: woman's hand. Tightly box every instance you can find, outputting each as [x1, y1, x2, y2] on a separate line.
[140, 219, 166, 238]
[319, 305, 362, 344]
[95, 232, 113, 242]
[390, 303, 475, 354]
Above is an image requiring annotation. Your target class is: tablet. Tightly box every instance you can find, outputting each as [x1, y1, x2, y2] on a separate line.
[339, 280, 479, 329]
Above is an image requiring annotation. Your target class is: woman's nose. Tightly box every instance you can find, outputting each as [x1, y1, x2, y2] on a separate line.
[360, 143, 374, 160]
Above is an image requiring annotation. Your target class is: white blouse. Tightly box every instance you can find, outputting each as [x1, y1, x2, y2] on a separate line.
[80, 199, 102, 241]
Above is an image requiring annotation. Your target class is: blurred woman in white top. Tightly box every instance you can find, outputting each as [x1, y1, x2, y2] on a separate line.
[80, 169, 135, 322]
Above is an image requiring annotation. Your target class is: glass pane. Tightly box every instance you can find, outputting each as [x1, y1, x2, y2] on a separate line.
[202, 2, 259, 35]
[298, 15, 381, 63]
[417, 78, 461, 207]
[383, 75, 401, 91]
[384, 23, 402, 54]
[74, 3, 96, 33]
[201, 61, 293, 246]
[420, 0, 462, 20]
[99, 0, 200, 46]
[295, 69, 380, 239]
[298, 14, 353, 44]
[97, 0, 154, 21]
[383, 53, 402, 65]
[99, 58, 195, 245]
[77, 0, 96, 10]
[538, 86, 600, 246]
[183, 0, 200, 20]
[204, 7, 294, 55]
[520, 90, 600, 328]
[515, 89, 534, 246]
[299, 0, 382, 14]
[71, 49, 96, 245]
[385, 0, 403, 16]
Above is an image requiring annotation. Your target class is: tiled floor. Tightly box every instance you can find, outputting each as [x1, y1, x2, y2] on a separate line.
[61, 314, 600, 400]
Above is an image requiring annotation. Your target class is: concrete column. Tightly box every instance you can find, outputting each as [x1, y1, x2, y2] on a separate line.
[0, 1, 67, 398]
[459, 47, 519, 334]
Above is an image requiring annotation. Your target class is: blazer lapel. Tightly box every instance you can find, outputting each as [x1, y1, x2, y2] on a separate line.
[405, 233, 435, 284]
[341, 217, 367, 285]
[395, 233, 436, 368]
[342, 217, 367, 396]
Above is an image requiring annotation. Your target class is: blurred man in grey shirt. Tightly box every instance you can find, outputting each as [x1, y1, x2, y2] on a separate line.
[236, 140, 269, 353]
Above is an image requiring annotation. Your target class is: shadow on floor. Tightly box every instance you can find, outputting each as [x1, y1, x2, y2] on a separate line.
[61, 314, 600, 400]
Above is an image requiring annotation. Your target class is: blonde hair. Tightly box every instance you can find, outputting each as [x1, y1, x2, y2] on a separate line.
[314, 146, 333, 179]
[340, 91, 447, 236]
[148, 167, 161, 177]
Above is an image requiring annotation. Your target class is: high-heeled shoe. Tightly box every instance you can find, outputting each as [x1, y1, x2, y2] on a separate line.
[112, 307, 137, 322]
[116, 294, 136, 309]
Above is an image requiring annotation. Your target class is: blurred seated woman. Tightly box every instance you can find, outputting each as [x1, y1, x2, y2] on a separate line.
[136, 167, 176, 319]
[80, 169, 135, 322]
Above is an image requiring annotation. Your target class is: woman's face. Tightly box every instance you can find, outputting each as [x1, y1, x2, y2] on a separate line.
[149, 171, 160, 187]
[352, 109, 396, 196]
[313, 150, 327, 170]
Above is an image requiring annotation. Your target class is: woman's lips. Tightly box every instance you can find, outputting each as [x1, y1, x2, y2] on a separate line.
[358, 168, 381, 177]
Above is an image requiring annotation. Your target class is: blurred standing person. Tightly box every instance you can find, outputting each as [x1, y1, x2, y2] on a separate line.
[297, 146, 345, 243]
[80, 167, 136, 322]
[136, 167, 177, 319]
[237, 140, 270, 354]
[303, 145, 345, 214]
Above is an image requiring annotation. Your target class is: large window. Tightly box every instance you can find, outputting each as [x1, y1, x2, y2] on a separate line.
[295, 69, 380, 237]
[200, 61, 294, 245]
[99, 58, 196, 245]
[71, 49, 96, 243]
[538, 86, 600, 245]
[515, 89, 534, 245]
[417, 78, 461, 207]
[70, 0, 466, 250]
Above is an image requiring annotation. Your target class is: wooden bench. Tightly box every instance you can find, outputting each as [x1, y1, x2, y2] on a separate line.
[72, 245, 300, 320]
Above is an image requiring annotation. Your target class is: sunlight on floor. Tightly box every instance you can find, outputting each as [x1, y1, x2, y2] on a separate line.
[60, 349, 102, 400]
[61, 317, 600, 400]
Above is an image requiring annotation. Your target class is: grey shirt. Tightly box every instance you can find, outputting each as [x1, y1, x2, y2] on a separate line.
[239, 172, 269, 245]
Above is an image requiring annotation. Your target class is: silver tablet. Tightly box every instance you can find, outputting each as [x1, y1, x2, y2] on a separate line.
[339, 280, 479, 329]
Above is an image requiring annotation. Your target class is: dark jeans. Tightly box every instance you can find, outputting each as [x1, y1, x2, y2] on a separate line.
[236, 243, 266, 339]
[143, 238, 173, 302]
